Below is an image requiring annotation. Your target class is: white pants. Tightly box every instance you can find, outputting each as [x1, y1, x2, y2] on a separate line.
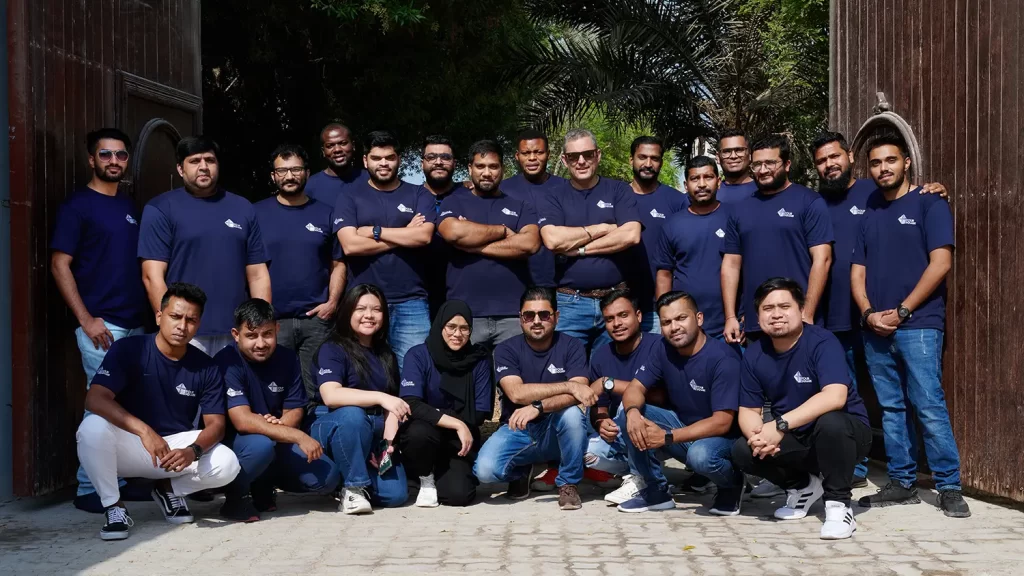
[76, 414, 241, 508]
[189, 334, 235, 357]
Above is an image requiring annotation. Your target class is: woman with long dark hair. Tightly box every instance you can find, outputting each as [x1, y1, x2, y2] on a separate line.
[398, 300, 493, 507]
[310, 284, 410, 513]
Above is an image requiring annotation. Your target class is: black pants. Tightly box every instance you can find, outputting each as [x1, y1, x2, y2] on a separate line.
[731, 411, 872, 504]
[399, 418, 479, 507]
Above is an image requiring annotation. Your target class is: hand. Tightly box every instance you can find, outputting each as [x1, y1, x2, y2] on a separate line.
[626, 411, 652, 451]
[724, 317, 744, 343]
[596, 416, 619, 443]
[368, 441, 395, 469]
[879, 309, 901, 327]
[569, 382, 599, 407]
[919, 182, 949, 199]
[508, 405, 540, 431]
[455, 422, 474, 457]
[82, 317, 114, 351]
[866, 311, 897, 337]
[140, 429, 171, 468]
[263, 413, 283, 425]
[380, 395, 411, 421]
[159, 448, 196, 472]
[801, 311, 813, 324]
[357, 226, 373, 237]
[407, 213, 426, 228]
[307, 300, 337, 321]
[751, 422, 784, 459]
[643, 420, 668, 449]
[296, 434, 324, 463]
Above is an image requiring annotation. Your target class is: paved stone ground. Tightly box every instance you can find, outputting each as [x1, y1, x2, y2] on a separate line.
[2, 465, 1023, 576]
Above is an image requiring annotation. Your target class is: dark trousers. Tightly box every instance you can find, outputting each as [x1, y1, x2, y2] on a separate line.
[731, 411, 872, 504]
[277, 316, 332, 404]
[399, 418, 479, 507]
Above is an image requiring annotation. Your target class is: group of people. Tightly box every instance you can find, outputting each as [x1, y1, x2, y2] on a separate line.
[53, 121, 969, 544]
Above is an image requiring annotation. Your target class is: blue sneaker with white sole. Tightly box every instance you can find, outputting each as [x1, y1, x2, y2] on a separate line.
[617, 487, 676, 513]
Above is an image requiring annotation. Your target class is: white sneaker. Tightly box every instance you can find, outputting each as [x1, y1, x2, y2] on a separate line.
[415, 474, 439, 508]
[604, 474, 646, 505]
[774, 474, 824, 520]
[340, 487, 373, 515]
[820, 501, 856, 539]
[750, 479, 785, 498]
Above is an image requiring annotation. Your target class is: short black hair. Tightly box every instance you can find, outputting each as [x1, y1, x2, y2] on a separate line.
[630, 136, 664, 157]
[520, 286, 557, 312]
[233, 298, 276, 330]
[685, 155, 719, 179]
[176, 136, 220, 165]
[320, 121, 352, 141]
[655, 291, 698, 314]
[422, 134, 453, 155]
[753, 277, 805, 311]
[269, 144, 310, 169]
[160, 282, 207, 315]
[751, 134, 791, 163]
[811, 131, 850, 155]
[866, 131, 910, 158]
[86, 128, 132, 155]
[365, 130, 399, 154]
[599, 288, 639, 313]
[516, 129, 548, 149]
[718, 127, 747, 143]
[468, 139, 503, 163]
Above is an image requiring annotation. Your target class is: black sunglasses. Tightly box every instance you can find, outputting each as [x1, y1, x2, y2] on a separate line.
[98, 149, 130, 162]
[520, 310, 553, 323]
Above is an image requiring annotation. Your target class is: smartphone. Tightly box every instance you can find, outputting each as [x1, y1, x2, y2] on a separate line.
[377, 439, 393, 476]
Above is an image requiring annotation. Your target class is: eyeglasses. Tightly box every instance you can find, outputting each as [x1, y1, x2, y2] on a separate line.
[719, 147, 748, 158]
[272, 166, 308, 176]
[520, 310, 553, 323]
[98, 149, 130, 162]
[750, 159, 783, 171]
[444, 323, 471, 335]
[563, 149, 598, 164]
[424, 153, 454, 163]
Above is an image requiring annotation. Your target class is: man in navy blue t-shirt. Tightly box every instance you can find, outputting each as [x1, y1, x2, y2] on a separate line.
[215, 299, 340, 522]
[51, 128, 151, 511]
[722, 134, 834, 342]
[255, 144, 345, 400]
[139, 136, 271, 357]
[419, 134, 463, 318]
[332, 131, 436, 369]
[437, 140, 540, 348]
[616, 291, 744, 515]
[731, 278, 871, 540]
[539, 128, 642, 353]
[851, 134, 969, 518]
[473, 287, 599, 511]
[627, 136, 689, 332]
[716, 128, 759, 204]
[306, 122, 367, 207]
[76, 283, 240, 541]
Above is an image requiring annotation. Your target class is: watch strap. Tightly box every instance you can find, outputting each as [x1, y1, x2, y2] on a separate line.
[531, 400, 544, 414]
[188, 443, 203, 460]
[664, 432, 674, 446]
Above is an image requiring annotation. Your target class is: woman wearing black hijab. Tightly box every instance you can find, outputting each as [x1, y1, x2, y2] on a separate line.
[398, 300, 494, 507]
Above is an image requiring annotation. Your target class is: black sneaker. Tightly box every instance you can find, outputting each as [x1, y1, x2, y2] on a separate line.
[506, 474, 531, 500]
[677, 473, 713, 494]
[851, 475, 868, 489]
[252, 486, 277, 513]
[709, 484, 744, 516]
[187, 489, 215, 502]
[857, 482, 921, 508]
[220, 495, 260, 523]
[937, 489, 972, 518]
[152, 487, 195, 524]
[100, 505, 133, 541]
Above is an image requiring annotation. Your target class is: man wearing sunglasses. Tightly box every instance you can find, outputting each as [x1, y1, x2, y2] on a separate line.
[539, 129, 642, 354]
[306, 122, 367, 208]
[253, 144, 345, 404]
[474, 287, 598, 510]
[420, 135, 462, 318]
[52, 128, 151, 512]
[716, 128, 759, 204]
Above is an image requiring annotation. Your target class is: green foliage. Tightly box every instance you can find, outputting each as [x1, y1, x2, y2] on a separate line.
[308, 0, 429, 31]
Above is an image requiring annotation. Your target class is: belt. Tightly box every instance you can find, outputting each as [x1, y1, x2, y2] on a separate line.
[556, 282, 627, 299]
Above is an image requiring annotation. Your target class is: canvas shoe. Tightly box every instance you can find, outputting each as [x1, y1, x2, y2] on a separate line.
[100, 505, 133, 541]
[152, 487, 194, 524]
[617, 486, 676, 513]
[858, 482, 921, 508]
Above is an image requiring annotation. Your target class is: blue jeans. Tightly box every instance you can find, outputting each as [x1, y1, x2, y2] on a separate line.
[389, 298, 430, 370]
[308, 406, 408, 507]
[623, 405, 742, 491]
[474, 406, 588, 486]
[586, 409, 630, 475]
[639, 310, 662, 334]
[225, 433, 340, 498]
[835, 330, 869, 479]
[75, 322, 144, 496]
[863, 329, 962, 491]
[555, 292, 612, 354]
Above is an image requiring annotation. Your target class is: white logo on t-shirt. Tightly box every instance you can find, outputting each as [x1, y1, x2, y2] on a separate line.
[227, 388, 244, 397]
[650, 208, 665, 219]
[318, 367, 333, 375]
[689, 379, 706, 392]
[267, 382, 284, 393]
[849, 205, 866, 215]
[596, 200, 614, 209]
[638, 365, 646, 372]
[538, 217, 547, 224]
[547, 364, 566, 374]
[175, 383, 196, 397]
[95, 368, 110, 377]
[440, 210, 453, 217]
[777, 208, 794, 218]
[898, 214, 917, 225]
[125, 214, 137, 225]
[715, 228, 725, 238]
[793, 371, 812, 384]
[397, 203, 414, 214]
[496, 365, 509, 373]
[224, 219, 243, 230]
[305, 223, 324, 234]
[334, 217, 344, 225]
[502, 207, 519, 217]
[400, 379, 416, 387]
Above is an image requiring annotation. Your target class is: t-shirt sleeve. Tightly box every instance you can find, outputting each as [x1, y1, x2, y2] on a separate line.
[537, 188, 564, 228]
[415, 187, 438, 223]
[493, 341, 522, 383]
[473, 357, 495, 416]
[199, 364, 227, 416]
[399, 347, 428, 400]
[564, 337, 589, 380]
[315, 343, 349, 387]
[246, 212, 270, 265]
[614, 183, 641, 225]
[50, 200, 82, 256]
[218, 352, 251, 410]
[723, 211, 741, 255]
[851, 218, 867, 266]
[635, 342, 665, 389]
[437, 195, 460, 226]
[283, 353, 308, 410]
[138, 204, 173, 261]
[518, 201, 538, 232]
[91, 341, 130, 395]
[654, 225, 675, 271]
[814, 335, 852, 389]
[332, 193, 358, 233]
[709, 353, 741, 413]
[738, 353, 765, 409]
[924, 197, 955, 251]
[802, 196, 835, 247]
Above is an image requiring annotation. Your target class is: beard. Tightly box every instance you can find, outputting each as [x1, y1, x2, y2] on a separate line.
[819, 166, 853, 197]
[369, 170, 397, 187]
[473, 180, 499, 194]
[632, 166, 659, 184]
[756, 171, 788, 193]
[94, 164, 124, 183]
[425, 171, 453, 190]
[878, 170, 907, 191]
[276, 178, 307, 195]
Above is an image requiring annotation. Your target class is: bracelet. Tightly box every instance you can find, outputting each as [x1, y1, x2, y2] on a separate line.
[584, 226, 593, 240]
[624, 406, 642, 417]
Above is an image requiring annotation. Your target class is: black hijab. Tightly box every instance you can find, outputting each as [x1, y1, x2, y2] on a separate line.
[426, 300, 490, 423]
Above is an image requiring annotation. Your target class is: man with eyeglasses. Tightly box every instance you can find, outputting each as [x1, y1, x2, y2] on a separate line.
[52, 128, 151, 512]
[333, 130, 435, 369]
[539, 128, 642, 354]
[437, 140, 541, 348]
[420, 135, 462, 317]
[254, 144, 345, 403]
[474, 287, 597, 511]
[717, 128, 759, 204]
[306, 122, 367, 207]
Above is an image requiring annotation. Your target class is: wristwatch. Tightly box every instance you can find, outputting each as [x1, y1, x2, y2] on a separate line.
[664, 432, 674, 446]
[860, 308, 875, 328]
[774, 417, 790, 433]
[531, 400, 544, 414]
[372, 224, 382, 241]
[603, 377, 615, 393]
[897, 305, 913, 323]
[188, 443, 203, 460]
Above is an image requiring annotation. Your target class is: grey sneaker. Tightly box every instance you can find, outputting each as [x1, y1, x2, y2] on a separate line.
[857, 482, 921, 508]
[937, 489, 971, 518]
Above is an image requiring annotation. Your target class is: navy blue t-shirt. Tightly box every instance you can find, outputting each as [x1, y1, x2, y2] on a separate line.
[313, 341, 391, 402]
[332, 181, 436, 303]
[306, 168, 369, 208]
[739, 324, 869, 431]
[493, 333, 589, 423]
[423, 185, 465, 315]
[718, 180, 759, 204]
[254, 197, 343, 319]
[631, 184, 689, 310]
[502, 173, 565, 287]
[635, 335, 740, 427]
[852, 188, 954, 331]
[539, 177, 642, 290]
[91, 334, 225, 436]
[589, 334, 663, 415]
[216, 344, 307, 419]
[399, 343, 493, 416]
[655, 203, 735, 337]
[439, 191, 538, 317]
[724, 184, 834, 332]
[138, 189, 269, 336]
[822, 179, 876, 332]
[51, 187, 149, 329]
